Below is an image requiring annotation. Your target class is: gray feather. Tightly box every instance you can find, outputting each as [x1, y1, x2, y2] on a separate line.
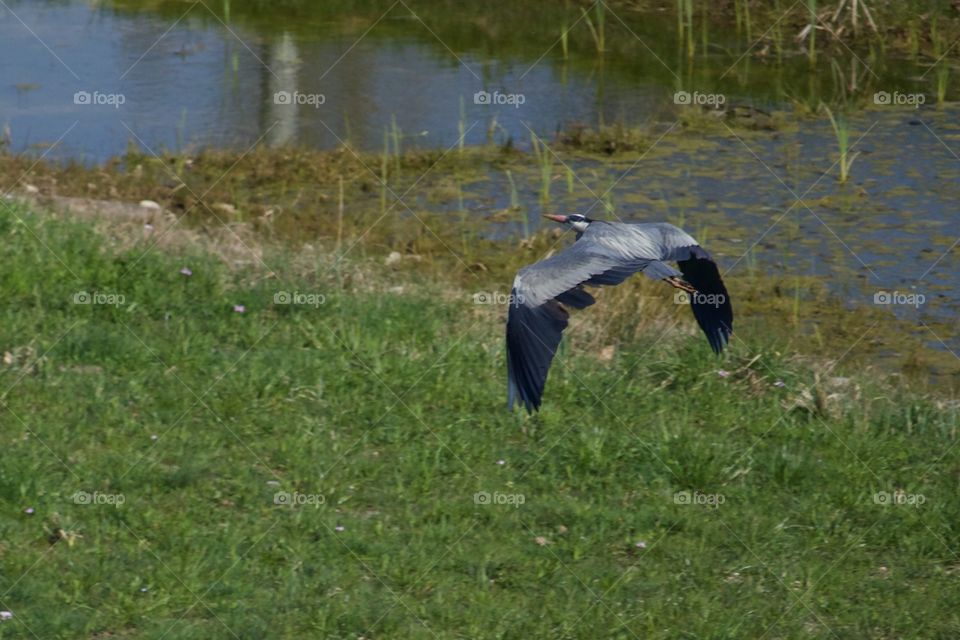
[506, 220, 733, 413]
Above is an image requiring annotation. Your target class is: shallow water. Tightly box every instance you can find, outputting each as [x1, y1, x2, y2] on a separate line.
[1, 0, 957, 358]
[1, 0, 948, 158]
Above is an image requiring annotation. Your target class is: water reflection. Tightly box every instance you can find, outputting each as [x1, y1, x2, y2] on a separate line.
[0, 0, 946, 160]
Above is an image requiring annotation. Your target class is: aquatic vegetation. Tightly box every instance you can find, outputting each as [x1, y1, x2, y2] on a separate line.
[734, 0, 752, 42]
[803, 0, 817, 66]
[389, 114, 402, 175]
[935, 64, 949, 105]
[580, 2, 605, 54]
[829, 0, 877, 36]
[505, 169, 527, 238]
[560, 21, 570, 60]
[676, 0, 695, 59]
[529, 132, 554, 203]
[380, 128, 389, 213]
[771, 0, 784, 63]
[458, 96, 466, 155]
[555, 122, 652, 154]
[930, 19, 950, 105]
[821, 103, 859, 183]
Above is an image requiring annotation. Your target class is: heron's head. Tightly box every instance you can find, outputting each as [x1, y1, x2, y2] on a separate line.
[543, 213, 593, 233]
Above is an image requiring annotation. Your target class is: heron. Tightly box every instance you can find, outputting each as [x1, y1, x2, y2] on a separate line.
[506, 213, 733, 414]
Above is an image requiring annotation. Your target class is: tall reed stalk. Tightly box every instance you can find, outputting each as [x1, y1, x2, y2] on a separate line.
[581, 3, 605, 54]
[821, 104, 858, 183]
[390, 115, 402, 175]
[530, 134, 554, 204]
[505, 170, 527, 238]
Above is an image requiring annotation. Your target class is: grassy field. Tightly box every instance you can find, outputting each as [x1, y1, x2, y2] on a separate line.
[0, 199, 958, 639]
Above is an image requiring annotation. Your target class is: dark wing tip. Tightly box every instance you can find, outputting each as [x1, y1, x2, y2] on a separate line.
[677, 247, 734, 355]
[506, 293, 569, 414]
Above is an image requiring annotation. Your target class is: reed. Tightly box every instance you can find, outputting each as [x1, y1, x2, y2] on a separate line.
[936, 65, 948, 105]
[792, 276, 802, 325]
[486, 114, 499, 145]
[734, 0, 752, 42]
[505, 169, 528, 238]
[676, 0, 695, 58]
[337, 174, 344, 253]
[175, 108, 188, 155]
[530, 133, 554, 203]
[602, 176, 616, 217]
[772, 0, 784, 63]
[744, 244, 758, 278]
[380, 128, 389, 214]
[931, 19, 949, 104]
[457, 177, 469, 258]
[390, 114, 402, 174]
[458, 96, 466, 155]
[581, 3, 605, 54]
[821, 103, 858, 183]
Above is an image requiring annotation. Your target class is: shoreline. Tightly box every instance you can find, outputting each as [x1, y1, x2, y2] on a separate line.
[5, 140, 958, 394]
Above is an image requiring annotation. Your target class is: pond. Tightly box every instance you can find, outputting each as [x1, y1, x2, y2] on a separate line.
[1, 0, 957, 358]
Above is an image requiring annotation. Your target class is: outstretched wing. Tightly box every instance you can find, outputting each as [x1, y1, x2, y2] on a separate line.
[507, 229, 661, 414]
[652, 223, 734, 353]
[506, 222, 734, 413]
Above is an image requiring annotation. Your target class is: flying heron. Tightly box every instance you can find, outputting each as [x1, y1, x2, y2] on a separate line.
[506, 213, 733, 413]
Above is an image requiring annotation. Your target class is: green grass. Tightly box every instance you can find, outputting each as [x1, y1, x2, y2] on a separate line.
[0, 202, 959, 639]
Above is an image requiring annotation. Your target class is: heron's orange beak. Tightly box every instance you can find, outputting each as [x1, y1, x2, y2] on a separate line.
[542, 214, 567, 223]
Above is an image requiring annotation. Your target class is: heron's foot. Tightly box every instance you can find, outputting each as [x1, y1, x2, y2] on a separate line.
[665, 276, 697, 294]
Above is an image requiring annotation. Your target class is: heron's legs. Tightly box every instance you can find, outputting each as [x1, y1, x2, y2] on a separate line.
[665, 276, 697, 294]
